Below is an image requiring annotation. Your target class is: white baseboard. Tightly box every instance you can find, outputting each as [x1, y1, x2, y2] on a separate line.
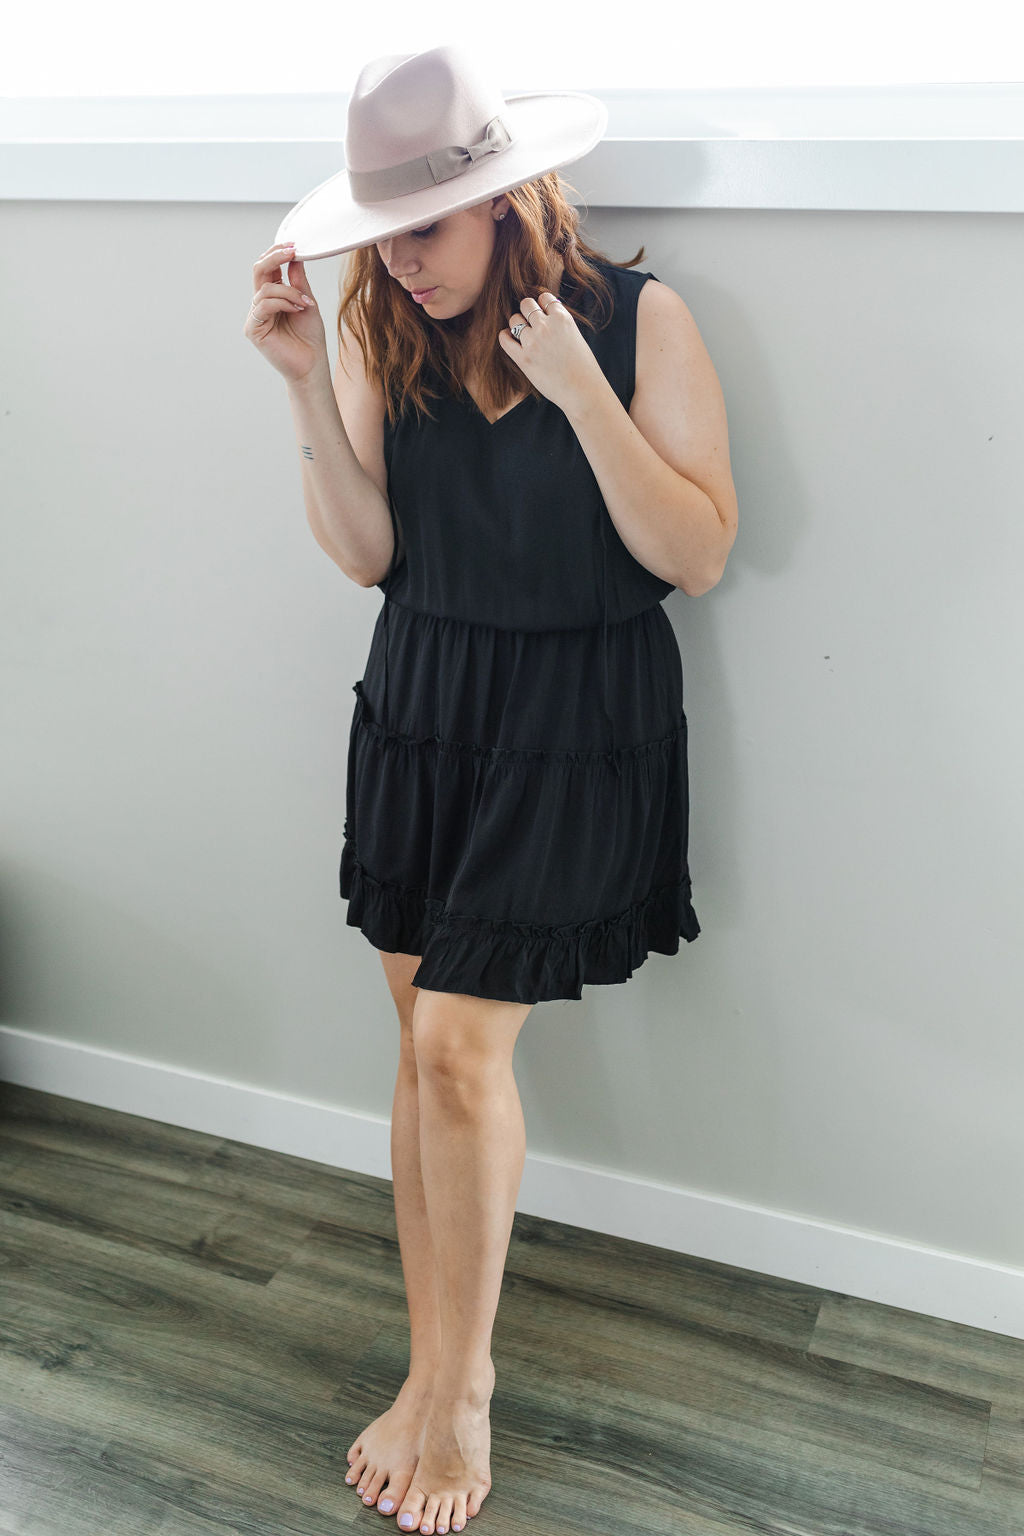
[2, 1023, 1022, 1342]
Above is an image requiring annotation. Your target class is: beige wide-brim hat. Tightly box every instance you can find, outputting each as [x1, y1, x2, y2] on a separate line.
[274, 43, 608, 262]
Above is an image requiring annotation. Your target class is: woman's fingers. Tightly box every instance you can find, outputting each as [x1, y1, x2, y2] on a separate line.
[252, 244, 299, 287]
[252, 280, 315, 313]
[249, 242, 315, 316]
[244, 247, 326, 384]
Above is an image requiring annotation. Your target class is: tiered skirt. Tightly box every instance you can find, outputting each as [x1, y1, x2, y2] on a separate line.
[339, 597, 700, 1004]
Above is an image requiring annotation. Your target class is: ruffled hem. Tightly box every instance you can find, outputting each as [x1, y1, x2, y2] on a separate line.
[339, 849, 700, 1004]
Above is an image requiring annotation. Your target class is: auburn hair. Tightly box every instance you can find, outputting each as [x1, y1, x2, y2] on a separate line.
[335, 170, 646, 427]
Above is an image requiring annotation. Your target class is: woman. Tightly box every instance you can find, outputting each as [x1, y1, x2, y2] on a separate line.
[244, 43, 738, 1536]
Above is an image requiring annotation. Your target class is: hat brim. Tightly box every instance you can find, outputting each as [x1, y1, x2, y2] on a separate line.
[273, 91, 608, 262]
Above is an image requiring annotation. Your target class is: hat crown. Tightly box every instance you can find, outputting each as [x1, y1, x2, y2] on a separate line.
[345, 44, 506, 177]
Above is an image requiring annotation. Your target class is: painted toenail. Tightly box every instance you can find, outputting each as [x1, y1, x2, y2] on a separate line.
[364, 1494, 373, 1503]
[345, 1475, 353, 1483]
[400, 1519, 414, 1530]
[380, 1500, 394, 1512]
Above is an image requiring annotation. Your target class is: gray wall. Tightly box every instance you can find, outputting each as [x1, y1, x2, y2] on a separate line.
[3, 199, 1022, 1276]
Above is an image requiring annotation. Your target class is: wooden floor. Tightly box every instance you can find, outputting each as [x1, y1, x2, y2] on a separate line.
[0, 1081, 1021, 1536]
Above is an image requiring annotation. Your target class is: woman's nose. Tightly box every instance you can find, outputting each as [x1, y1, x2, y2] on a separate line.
[379, 237, 417, 275]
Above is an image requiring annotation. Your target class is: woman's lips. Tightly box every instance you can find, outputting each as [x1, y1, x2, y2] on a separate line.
[411, 287, 437, 302]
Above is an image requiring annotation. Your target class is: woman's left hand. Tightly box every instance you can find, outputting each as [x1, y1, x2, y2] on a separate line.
[498, 293, 608, 417]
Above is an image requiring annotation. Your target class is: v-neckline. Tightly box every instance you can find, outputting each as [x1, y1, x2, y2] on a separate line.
[468, 391, 532, 428]
[463, 269, 571, 427]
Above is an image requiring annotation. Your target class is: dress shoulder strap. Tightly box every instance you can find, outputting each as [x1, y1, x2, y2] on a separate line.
[578, 259, 659, 408]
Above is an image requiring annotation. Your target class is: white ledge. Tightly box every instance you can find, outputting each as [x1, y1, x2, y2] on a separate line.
[2, 84, 1022, 213]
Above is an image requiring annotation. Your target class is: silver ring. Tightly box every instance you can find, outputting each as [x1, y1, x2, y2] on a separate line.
[510, 322, 525, 340]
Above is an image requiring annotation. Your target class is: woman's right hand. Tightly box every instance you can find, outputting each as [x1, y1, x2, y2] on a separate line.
[244, 243, 328, 384]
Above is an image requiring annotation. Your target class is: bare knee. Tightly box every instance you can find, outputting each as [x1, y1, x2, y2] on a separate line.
[412, 988, 532, 1083]
[378, 948, 422, 1042]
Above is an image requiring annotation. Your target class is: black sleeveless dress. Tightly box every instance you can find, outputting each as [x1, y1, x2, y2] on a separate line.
[339, 257, 701, 1003]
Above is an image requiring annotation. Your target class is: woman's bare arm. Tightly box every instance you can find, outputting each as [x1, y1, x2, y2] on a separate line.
[285, 328, 398, 587]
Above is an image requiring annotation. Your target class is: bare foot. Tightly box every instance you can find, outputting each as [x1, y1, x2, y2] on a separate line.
[395, 1361, 495, 1535]
[346, 1375, 434, 1516]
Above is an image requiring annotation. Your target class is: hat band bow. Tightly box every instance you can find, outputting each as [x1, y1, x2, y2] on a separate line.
[348, 115, 514, 204]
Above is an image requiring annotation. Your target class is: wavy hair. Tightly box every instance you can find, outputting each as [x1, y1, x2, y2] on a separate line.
[336, 170, 646, 426]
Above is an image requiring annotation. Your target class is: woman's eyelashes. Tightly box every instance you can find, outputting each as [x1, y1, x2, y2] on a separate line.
[411, 224, 437, 239]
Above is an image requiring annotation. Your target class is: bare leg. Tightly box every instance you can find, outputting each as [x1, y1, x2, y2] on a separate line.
[393, 987, 532, 1536]
[346, 952, 445, 1518]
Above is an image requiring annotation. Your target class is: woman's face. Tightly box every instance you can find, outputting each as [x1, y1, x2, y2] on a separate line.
[376, 196, 508, 317]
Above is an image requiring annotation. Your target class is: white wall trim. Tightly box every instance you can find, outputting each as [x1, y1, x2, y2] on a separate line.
[2, 84, 1022, 212]
[3, 1023, 1022, 1342]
